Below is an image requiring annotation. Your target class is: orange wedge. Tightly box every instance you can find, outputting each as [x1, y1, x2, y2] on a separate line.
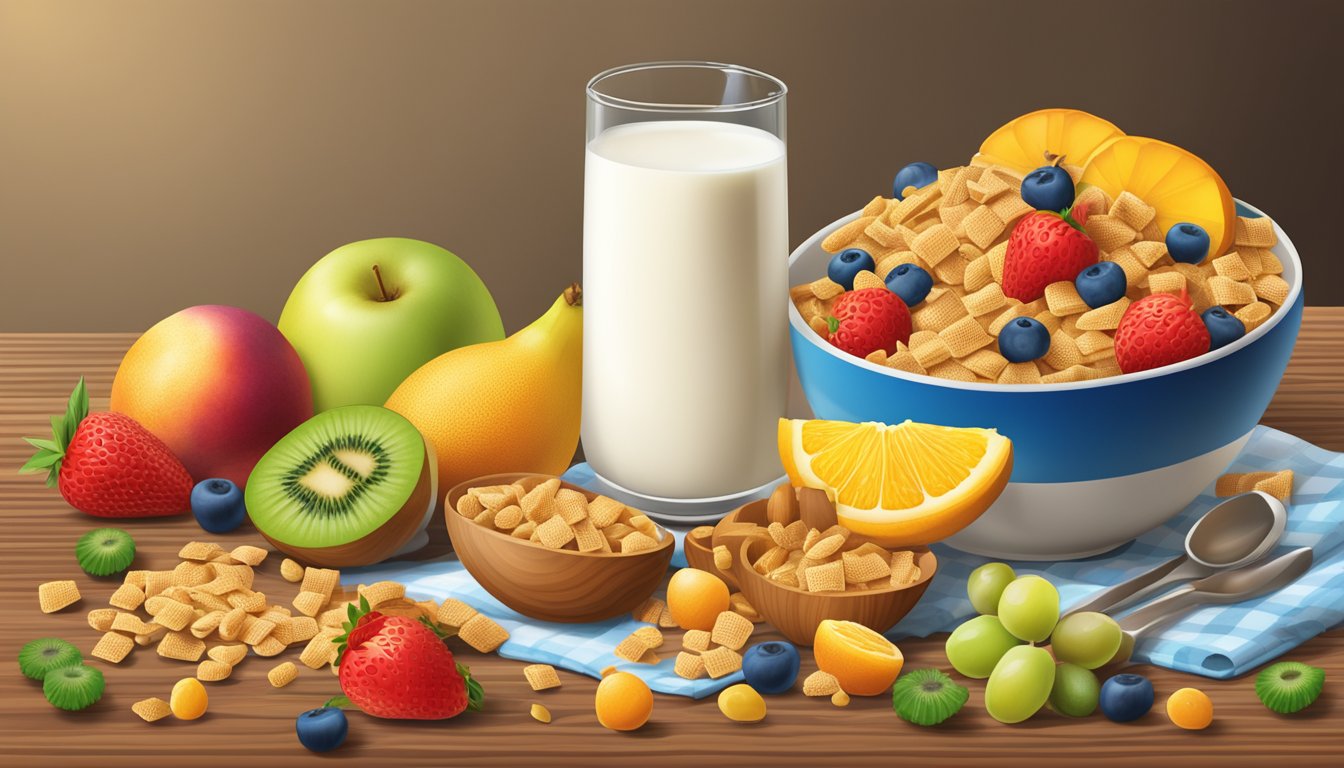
[1080, 135, 1237, 258]
[813, 620, 904, 696]
[778, 418, 1012, 546]
[977, 108, 1125, 174]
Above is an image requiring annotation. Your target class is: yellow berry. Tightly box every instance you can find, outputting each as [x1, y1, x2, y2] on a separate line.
[717, 683, 766, 723]
[1166, 687, 1212, 730]
[595, 671, 652, 731]
[169, 677, 208, 720]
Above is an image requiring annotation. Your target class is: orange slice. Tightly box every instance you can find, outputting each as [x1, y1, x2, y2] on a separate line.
[813, 619, 904, 696]
[977, 108, 1125, 174]
[1080, 135, 1237, 258]
[778, 418, 1012, 546]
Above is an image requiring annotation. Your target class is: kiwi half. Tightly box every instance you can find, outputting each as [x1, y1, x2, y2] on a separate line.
[246, 405, 437, 567]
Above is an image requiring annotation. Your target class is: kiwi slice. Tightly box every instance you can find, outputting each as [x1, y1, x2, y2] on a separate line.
[43, 663, 105, 711]
[892, 668, 969, 726]
[246, 405, 436, 568]
[1255, 661, 1324, 714]
[75, 528, 136, 576]
[18, 638, 83, 681]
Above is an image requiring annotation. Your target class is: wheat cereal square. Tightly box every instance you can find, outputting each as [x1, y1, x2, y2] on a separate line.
[804, 560, 846, 593]
[702, 646, 743, 679]
[458, 614, 509, 653]
[804, 670, 840, 696]
[711, 611, 754, 650]
[91, 631, 134, 663]
[674, 651, 705, 680]
[1235, 216, 1276, 248]
[682, 629, 711, 652]
[38, 580, 80, 613]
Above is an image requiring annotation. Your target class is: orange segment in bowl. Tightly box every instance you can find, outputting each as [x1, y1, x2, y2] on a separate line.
[977, 108, 1125, 175]
[778, 418, 1012, 546]
[1080, 135, 1237, 258]
[813, 619, 904, 696]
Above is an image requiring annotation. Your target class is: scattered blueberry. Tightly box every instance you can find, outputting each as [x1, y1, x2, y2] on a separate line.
[741, 641, 801, 695]
[827, 248, 875, 291]
[998, 317, 1051, 363]
[1202, 306, 1246, 351]
[296, 702, 349, 752]
[884, 263, 933, 307]
[892, 162, 938, 200]
[1099, 673, 1154, 723]
[191, 478, 246, 534]
[1166, 223, 1211, 264]
[1075, 261, 1127, 309]
[1021, 165, 1076, 212]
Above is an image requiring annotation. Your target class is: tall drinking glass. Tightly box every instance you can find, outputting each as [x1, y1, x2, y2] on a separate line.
[583, 61, 789, 519]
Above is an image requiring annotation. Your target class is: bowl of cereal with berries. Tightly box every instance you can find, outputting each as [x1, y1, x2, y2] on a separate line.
[788, 109, 1303, 560]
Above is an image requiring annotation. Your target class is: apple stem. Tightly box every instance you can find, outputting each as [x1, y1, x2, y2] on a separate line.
[563, 282, 583, 307]
[372, 264, 398, 302]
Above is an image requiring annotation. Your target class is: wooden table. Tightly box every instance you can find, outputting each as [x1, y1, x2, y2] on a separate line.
[2, 313, 1341, 767]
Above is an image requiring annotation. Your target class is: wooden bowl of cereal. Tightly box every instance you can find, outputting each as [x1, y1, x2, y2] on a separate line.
[445, 473, 675, 623]
[721, 490, 937, 646]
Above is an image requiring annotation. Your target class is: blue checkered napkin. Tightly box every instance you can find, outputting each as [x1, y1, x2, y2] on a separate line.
[344, 556, 742, 701]
[894, 425, 1344, 679]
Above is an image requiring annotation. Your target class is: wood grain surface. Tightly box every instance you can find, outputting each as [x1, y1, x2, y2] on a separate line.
[1, 314, 1341, 767]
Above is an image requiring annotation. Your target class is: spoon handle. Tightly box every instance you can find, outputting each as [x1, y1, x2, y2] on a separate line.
[1065, 555, 1193, 616]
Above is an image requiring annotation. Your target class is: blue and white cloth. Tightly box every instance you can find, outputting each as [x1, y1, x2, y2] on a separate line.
[347, 426, 1344, 697]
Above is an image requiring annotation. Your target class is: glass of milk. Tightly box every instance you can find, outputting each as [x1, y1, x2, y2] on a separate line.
[583, 61, 789, 521]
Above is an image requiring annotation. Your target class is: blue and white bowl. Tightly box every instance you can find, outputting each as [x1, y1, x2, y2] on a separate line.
[788, 201, 1303, 560]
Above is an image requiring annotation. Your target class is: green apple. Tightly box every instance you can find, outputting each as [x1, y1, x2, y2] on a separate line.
[279, 237, 504, 411]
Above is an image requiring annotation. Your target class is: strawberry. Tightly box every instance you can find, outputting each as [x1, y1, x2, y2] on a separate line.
[826, 287, 912, 359]
[1114, 288, 1211, 374]
[334, 597, 483, 720]
[21, 378, 192, 517]
[1001, 202, 1099, 303]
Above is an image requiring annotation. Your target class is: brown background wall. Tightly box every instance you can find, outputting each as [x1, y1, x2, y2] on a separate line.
[2, 0, 1340, 333]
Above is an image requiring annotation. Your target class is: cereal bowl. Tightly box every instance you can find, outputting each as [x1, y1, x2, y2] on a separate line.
[728, 500, 936, 646]
[445, 473, 675, 623]
[788, 200, 1303, 560]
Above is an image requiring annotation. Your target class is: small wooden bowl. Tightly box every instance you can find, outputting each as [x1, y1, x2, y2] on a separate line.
[727, 499, 937, 646]
[445, 473, 675, 623]
[683, 528, 741, 590]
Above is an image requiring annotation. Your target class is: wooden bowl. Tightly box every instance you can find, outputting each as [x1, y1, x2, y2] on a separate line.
[445, 473, 675, 623]
[726, 499, 937, 646]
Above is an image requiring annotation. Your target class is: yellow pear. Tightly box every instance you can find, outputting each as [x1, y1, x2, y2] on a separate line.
[385, 284, 582, 507]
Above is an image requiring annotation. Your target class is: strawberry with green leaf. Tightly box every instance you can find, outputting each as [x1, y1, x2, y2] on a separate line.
[332, 596, 483, 720]
[20, 378, 192, 517]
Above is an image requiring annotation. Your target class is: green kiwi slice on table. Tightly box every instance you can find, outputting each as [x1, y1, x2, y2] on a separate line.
[1255, 661, 1325, 714]
[892, 668, 970, 726]
[245, 405, 437, 568]
[18, 638, 83, 681]
[43, 664, 105, 711]
[75, 528, 136, 576]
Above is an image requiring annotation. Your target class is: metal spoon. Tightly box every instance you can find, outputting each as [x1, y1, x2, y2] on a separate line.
[1109, 546, 1313, 663]
[1066, 491, 1287, 617]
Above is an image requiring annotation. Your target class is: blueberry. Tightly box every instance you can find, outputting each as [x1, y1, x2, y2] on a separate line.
[998, 317, 1051, 363]
[827, 248, 875, 291]
[1075, 261, 1127, 309]
[1202, 306, 1246, 351]
[741, 641, 801, 695]
[296, 704, 348, 752]
[892, 162, 938, 200]
[1099, 673, 1154, 723]
[884, 263, 933, 307]
[1166, 222, 1210, 264]
[190, 478, 246, 534]
[1021, 165, 1075, 212]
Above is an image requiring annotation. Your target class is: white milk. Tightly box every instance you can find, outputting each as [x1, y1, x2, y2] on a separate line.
[582, 120, 788, 499]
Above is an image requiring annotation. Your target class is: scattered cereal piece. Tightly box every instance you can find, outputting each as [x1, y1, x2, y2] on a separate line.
[832, 690, 851, 707]
[157, 631, 206, 662]
[300, 567, 340, 600]
[683, 629, 711, 653]
[729, 592, 762, 623]
[702, 646, 743, 679]
[197, 659, 233, 682]
[675, 651, 706, 680]
[208, 643, 247, 666]
[631, 597, 665, 625]
[280, 558, 304, 583]
[87, 608, 116, 632]
[268, 661, 299, 688]
[230, 545, 268, 567]
[803, 670, 841, 697]
[524, 663, 561, 691]
[600, 665, 619, 678]
[178, 541, 224, 561]
[92, 631, 134, 663]
[38, 580, 80, 613]
[458, 614, 509, 653]
[711, 611, 754, 650]
[530, 703, 552, 724]
[299, 633, 337, 669]
[132, 697, 172, 722]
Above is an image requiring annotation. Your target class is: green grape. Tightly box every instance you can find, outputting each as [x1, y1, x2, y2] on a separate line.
[945, 615, 1022, 679]
[967, 562, 1016, 615]
[997, 575, 1059, 643]
[1050, 612, 1123, 669]
[1048, 662, 1100, 717]
[984, 645, 1055, 724]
